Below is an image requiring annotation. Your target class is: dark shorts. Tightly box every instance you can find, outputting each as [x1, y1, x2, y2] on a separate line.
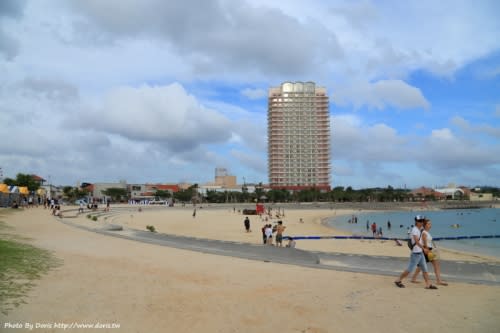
[276, 234, 283, 243]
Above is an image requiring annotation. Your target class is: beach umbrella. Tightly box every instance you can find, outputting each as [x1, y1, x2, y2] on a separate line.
[0, 184, 9, 193]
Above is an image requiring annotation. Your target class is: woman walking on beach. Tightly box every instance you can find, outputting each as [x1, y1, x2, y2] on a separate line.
[411, 219, 448, 286]
[394, 216, 438, 290]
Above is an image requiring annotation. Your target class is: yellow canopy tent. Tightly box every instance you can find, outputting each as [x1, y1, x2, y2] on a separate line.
[0, 184, 9, 193]
[37, 188, 46, 196]
[19, 186, 29, 195]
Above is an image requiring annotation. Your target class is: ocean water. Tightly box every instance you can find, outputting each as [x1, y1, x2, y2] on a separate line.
[326, 208, 500, 258]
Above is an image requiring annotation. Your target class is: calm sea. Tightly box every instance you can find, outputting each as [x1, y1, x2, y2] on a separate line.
[326, 208, 500, 258]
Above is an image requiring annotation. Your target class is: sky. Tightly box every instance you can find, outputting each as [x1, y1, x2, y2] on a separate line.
[0, 0, 499, 189]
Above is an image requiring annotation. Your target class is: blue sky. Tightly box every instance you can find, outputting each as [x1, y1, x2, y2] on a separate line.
[0, 0, 499, 189]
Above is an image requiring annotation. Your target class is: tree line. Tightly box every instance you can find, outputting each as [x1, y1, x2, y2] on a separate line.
[3, 173, 499, 204]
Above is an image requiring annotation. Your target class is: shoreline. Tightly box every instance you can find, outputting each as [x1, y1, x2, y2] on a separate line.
[60, 202, 500, 263]
[323, 206, 500, 263]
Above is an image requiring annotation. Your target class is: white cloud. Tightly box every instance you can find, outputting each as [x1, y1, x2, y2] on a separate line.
[241, 88, 266, 100]
[0, 0, 27, 60]
[451, 116, 500, 138]
[332, 116, 500, 187]
[430, 128, 454, 141]
[77, 83, 232, 152]
[419, 127, 500, 171]
[230, 149, 266, 175]
[0, 28, 19, 60]
[333, 79, 430, 110]
[68, 0, 344, 78]
[332, 115, 407, 162]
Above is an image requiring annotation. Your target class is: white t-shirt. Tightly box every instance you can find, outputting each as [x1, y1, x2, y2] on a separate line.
[265, 227, 273, 239]
[411, 226, 423, 253]
[423, 230, 434, 249]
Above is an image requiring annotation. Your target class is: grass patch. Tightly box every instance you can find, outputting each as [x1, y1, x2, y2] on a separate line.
[0, 220, 62, 315]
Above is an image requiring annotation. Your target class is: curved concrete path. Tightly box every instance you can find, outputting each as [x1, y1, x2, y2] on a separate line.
[58, 212, 500, 286]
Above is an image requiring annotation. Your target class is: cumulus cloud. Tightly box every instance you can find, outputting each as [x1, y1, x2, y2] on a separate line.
[20, 78, 79, 101]
[451, 116, 500, 138]
[332, 114, 408, 162]
[77, 83, 232, 152]
[332, 115, 500, 187]
[333, 80, 430, 110]
[68, 0, 343, 77]
[0, 0, 26, 60]
[241, 88, 266, 100]
[230, 149, 266, 175]
[418, 128, 500, 171]
[0, 28, 19, 60]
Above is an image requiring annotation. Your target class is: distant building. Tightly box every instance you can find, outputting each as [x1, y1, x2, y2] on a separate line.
[127, 183, 179, 201]
[91, 181, 127, 201]
[214, 167, 237, 187]
[469, 192, 493, 201]
[268, 81, 331, 191]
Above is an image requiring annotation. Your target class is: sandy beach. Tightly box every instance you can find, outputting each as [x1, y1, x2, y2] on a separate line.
[1, 205, 499, 333]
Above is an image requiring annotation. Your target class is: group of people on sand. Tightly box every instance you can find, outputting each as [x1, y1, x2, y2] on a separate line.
[394, 215, 448, 290]
[243, 217, 295, 248]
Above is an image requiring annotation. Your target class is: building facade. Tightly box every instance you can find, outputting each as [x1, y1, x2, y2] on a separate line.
[214, 167, 237, 187]
[268, 81, 331, 191]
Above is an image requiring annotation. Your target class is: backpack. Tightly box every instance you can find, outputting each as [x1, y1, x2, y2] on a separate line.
[407, 231, 422, 250]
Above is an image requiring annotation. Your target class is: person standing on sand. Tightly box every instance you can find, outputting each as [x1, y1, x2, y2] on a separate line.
[265, 224, 273, 245]
[244, 216, 251, 232]
[394, 216, 438, 290]
[261, 224, 267, 244]
[411, 219, 448, 286]
[275, 221, 286, 247]
[193, 208, 196, 218]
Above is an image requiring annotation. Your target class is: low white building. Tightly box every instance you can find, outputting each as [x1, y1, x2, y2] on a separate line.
[435, 187, 465, 200]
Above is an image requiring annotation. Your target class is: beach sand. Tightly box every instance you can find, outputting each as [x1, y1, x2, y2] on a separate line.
[1, 205, 499, 333]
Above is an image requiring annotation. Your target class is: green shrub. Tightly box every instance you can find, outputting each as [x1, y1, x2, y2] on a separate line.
[146, 225, 156, 233]
[86, 214, 91, 219]
[92, 216, 97, 221]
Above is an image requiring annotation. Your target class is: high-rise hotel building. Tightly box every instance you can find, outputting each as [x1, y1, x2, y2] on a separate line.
[268, 81, 331, 191]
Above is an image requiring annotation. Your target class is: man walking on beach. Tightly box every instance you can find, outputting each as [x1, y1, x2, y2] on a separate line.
[394, 215, 438, 290]
[275, 221, 286, 247]
[244, 216, 251, 232]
